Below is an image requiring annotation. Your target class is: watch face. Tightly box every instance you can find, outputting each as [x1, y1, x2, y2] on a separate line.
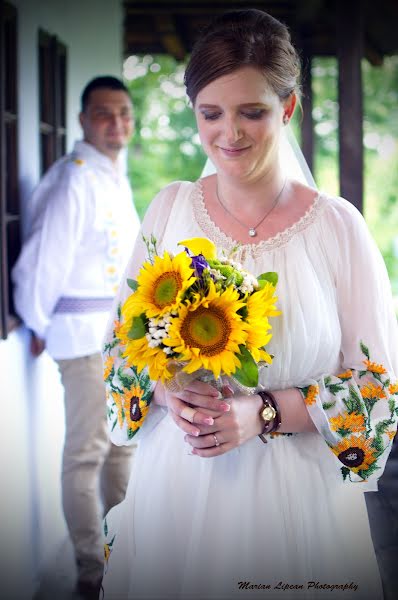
[261, 405, 276, 422]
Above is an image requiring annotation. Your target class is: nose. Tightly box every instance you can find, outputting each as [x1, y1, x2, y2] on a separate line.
[109, 114, 123, 128]
[223, 116, 242, 145]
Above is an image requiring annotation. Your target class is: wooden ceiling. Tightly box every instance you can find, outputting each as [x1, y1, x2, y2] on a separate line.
[123, 0, 398, 66]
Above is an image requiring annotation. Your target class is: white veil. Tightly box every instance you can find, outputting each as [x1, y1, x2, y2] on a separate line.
[201, 126, 317, 188]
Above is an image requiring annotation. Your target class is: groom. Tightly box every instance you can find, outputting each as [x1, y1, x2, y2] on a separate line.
[12, 76, 140, 600]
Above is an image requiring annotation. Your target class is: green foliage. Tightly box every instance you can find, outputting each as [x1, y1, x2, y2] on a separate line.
[128, 315, 146, 340]
[125, 54, 398, 305]
[234, 346, 259, 388]
[126, 55, 205, 219]
[258, 272, 278, 287]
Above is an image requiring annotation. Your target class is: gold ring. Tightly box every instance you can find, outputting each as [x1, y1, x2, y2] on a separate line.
[213, 433, 220, 447]
[180, 406, 197, 423]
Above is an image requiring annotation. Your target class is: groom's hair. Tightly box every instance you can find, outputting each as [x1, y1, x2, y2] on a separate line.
[81, 76, 131, 112]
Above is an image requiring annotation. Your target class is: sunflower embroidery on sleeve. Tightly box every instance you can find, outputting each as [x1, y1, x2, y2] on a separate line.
[323, 342, 398, 482]
[104, 302, 154, 439]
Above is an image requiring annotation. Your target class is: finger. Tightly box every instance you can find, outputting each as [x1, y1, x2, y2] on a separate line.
[168, 395, 215, 426]
[184, 380, 222, 397]
[221, 384, 234, 399]
[170, 412, 201, 437]
[191, 442, 233, 458]
[185, 432, 223, 449]
[178, 390, 231, 413]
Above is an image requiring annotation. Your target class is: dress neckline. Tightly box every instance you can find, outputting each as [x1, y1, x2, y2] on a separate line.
[191, 178, 328, 259]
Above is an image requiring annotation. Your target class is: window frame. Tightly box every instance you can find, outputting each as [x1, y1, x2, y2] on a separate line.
[38, 29, 67, 174]
[0, 1, 20, 339]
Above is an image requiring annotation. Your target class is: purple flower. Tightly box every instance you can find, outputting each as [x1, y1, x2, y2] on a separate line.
[189, 253, 209, 277]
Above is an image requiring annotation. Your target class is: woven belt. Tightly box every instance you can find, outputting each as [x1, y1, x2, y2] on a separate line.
[54, 297, 114, 314]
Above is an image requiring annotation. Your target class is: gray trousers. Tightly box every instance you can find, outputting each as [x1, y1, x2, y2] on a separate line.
[56, 353, 134, 584]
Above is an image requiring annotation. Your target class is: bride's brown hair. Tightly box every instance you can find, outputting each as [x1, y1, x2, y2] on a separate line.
[184, 9, 301, 105]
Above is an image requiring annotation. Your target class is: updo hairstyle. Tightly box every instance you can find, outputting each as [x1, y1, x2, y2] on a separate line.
[184, 9, 301, 105]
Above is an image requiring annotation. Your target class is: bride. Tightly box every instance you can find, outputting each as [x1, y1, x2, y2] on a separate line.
[101, 9, 398, 599]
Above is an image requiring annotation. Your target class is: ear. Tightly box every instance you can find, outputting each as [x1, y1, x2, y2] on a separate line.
[79, 111, 84, 128]
[282, 92, 297, 122]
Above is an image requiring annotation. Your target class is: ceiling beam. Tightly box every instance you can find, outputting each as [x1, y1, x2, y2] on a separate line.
[154, 14, 186, 60]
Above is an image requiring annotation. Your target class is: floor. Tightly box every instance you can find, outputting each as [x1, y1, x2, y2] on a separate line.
[33, 537, 81, 600]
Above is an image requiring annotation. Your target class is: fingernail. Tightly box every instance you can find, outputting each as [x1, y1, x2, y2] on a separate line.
[220, 402, 230, 412]
[204, 417, 214, 425]
[192, 429, 200, 437]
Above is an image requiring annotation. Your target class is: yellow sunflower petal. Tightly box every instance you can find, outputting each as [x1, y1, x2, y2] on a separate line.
[165, 279, 247, 380]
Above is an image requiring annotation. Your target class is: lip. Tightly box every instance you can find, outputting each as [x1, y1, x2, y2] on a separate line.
[218, 145, 251, 157]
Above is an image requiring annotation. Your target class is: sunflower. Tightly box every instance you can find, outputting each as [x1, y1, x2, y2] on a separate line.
[122, 385, 150, 432]
[303, 384, 319, 405]
[123, 335, 172, 382]
[164, 280, 248, 379]
[122, 250, 196, 319]
[244, 282, 280, 363]
[110, 391, 124, 428]
[360, 382, 386, 400]
[329, 411, 366, 434]
[363, 359, 387, 375]
[389, 383, 398, 395]
[331, 435, 377, 473]
[337, 369, 353, 380]
[104, 543, 111, 564]
[103, 356, 114, 380]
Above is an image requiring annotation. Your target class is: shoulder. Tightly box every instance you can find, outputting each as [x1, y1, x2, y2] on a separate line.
[321, 193, 367, 231]
[143, 180, 194, 217]
[39, 152, 90, 193]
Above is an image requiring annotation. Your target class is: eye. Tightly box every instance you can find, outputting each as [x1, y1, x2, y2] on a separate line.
[241, 109, 266, 120]
[202, 112, 221, 121]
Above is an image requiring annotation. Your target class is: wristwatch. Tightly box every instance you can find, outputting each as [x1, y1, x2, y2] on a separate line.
[258, 390, 281, 443]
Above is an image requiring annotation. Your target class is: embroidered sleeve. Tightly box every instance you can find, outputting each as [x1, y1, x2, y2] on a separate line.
[102, 183, 183, 445]
[299, 199, 398, 483]
[300, 345, 398, 483]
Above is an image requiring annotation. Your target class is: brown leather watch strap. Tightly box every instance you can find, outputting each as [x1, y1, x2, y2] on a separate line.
[258, 390, 282, 444]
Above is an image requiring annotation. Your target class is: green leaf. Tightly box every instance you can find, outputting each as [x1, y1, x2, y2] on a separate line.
[127, 315, 146, 339]
[360, 341, 370, 360]
[127, 278, 139, 291]
[341, 466, 351, 481]
[322, 400, 336, 410]
[257, 272, 278, 288]
[234, 346, 258, 388]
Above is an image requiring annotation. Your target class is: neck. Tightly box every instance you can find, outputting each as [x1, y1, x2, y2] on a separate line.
[216, 168, 286, 212]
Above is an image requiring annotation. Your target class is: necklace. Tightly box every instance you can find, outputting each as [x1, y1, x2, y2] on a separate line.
[216, 178, 287, 237]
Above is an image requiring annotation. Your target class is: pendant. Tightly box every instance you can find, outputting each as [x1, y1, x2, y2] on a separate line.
[248, 228, 256, 237]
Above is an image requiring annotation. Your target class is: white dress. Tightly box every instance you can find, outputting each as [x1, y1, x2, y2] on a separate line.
[101, 180, 398, 600]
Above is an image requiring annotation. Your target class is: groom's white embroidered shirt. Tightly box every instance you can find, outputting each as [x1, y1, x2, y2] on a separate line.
[12, 140, 140, 359]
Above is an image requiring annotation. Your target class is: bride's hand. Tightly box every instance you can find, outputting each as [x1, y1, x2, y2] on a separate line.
[164, 380, 232, 437]
[185, 393, 263, 457]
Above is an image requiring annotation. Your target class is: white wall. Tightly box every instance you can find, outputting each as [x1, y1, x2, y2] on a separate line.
[0, 1, 124, 597]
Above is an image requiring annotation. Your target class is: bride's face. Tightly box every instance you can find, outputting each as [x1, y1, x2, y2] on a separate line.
[194, 66, 288, 183]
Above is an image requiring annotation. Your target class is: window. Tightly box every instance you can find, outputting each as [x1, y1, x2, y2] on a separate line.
[0, 2, 19, 339]
[38, 29, 67, 174]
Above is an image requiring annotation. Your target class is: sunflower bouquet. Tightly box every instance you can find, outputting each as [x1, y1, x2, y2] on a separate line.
[117, 236, 280, 391]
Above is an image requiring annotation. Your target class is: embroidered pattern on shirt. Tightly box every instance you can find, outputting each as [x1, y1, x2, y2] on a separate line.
[300, 341, 398, 483]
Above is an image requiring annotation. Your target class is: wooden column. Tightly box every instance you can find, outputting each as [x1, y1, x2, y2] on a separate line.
[337, 0, 364, 212]
[301, 50, 314, 175]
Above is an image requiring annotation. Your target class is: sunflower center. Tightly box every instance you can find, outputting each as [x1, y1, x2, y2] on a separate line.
[338, 447, 365, 468]
[128, 395, 142, 422]
[181, 306, 231, 356]
[154, 272, 182, 308]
